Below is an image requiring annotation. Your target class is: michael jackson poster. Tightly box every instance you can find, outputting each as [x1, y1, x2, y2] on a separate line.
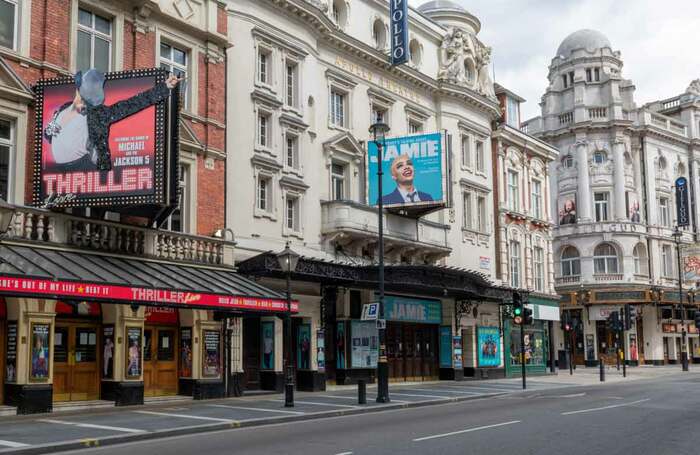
[32, 68, 179, 212]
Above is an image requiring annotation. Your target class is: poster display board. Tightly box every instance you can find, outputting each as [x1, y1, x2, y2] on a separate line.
[317, 330, 325, 372]
[336, 322, 346, 369]
[297, 324, 311, 370]
[180, 328, 192, 378]
[439, 326, 452, 368]
[102, 325, 114, 379]
[29, 323, 50, 382]
[202, 330, 221, 377]
[125, 326, 142, 378]
[350, 321, 378, 369]
[453, 336, 463, 369]
[261, 321, 275, 370]
[5, 322, 17, 383]
[477, 326, 500, 367]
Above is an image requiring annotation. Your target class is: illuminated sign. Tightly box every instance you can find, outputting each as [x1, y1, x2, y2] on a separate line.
[390, 0, 409, 66]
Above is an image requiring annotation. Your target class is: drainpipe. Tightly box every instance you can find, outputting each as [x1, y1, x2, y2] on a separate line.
[640, 133, 654, 278]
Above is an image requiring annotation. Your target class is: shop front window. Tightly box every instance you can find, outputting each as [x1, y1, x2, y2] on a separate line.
[510, 324, 545, 366]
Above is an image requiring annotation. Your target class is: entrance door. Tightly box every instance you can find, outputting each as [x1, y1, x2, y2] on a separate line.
[419, 326, 438, 380]
[404, 324, 416, 381]
[243, 318, 260, 390]
[53, 324, 99, 401]
[637, 319, 645, 364]
[143, 326, 177, 396]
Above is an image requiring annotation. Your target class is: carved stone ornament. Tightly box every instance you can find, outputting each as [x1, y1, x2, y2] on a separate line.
[438, 27, 496, 99]
[686, 79, 700, 96]
[305, 0, 329, 12]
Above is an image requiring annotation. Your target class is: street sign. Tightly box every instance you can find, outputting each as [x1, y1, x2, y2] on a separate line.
[361, 302, 379, 321]
[390, 0, 409, 66]
[376, 319, 386, 330]
[675, 177, 690, 227]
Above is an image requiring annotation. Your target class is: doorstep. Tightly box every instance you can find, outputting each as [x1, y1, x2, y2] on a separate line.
[52, 400, 115, 413]
[143, 395, 194, 405]
[0, 405, 17, 416]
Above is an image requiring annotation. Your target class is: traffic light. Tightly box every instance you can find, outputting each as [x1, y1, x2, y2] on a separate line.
[608, 311, 623, 332]
[694, 310, 700, 330]
[523, 307, 534, 325]
[624, 304, 632, 331]
[512, 292, 523, 325]
[560, 311, 571, 331]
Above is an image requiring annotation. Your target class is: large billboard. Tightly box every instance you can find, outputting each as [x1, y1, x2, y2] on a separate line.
[32, 68, 179, 216]
[683, 244, 700, 286]
[367, 132, 448, 216]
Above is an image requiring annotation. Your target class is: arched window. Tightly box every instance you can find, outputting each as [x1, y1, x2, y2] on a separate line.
[510, 240, 521, 288]
[593, 150, 607, 164]
[633, 243, 648, 276]
[409, 39, 422, 67]
[331, 0, 348, 28]
[372, 19, 386, 50]
[561, 246, 581, 276]
[594, 243, 619, 274]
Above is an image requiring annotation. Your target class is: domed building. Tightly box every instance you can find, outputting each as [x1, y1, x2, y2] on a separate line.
[523, 30, 700, 367]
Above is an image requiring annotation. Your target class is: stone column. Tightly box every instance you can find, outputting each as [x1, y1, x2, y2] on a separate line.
[613, 139, 627, 220]
[498, 145, 506, 206]
[576, 141, 592, 221]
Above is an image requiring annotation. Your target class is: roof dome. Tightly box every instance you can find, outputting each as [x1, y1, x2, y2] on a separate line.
[556, 29, 611, 58]
[417, 0, 465, 13]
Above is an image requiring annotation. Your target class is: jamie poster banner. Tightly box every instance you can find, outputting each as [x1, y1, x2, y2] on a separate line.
[33, 68, 175, 209]
[367, 132, 446, 210]
[477, 326, 500, 367]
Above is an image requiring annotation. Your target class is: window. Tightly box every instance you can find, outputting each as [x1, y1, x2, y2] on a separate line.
[331, 162, 345, 200]
[331, 0, 347, 27]
[0, 118, 13, 201]
[586, 68, 592, 82]
[534, 247, 545, 292]
[256, 175, 271, 212]
[372, 19, 386, 50]
[461, 134, 471, 168]
[408, 120, 423, 135]
[477, 195, 487, 232]
[164, 165, 189, 232]
[475, 141, 485, 172]
[594, 68, 600, 82]
[661, 245, 674, 277]
[462, 191, 472, 229]
[561, 246, 580, 277]
[0, 0, 18, 50]
[330, 89, 346, 127]
[508, 171, 519, 211]
[257, 113, 270, 147]
[658, 197, 670, 226]
[510, 241, 521, 288]
[77, 8, 112, 72]
[562, 155, 574, 168]
[531, 180, 542, 219]
[594, 243, 619, 274]
[506, 97, 520, 127]
[593, 151, 607, 164]
[562, 75, 568, 89]
[160, 42, 188, 107]
[286, 196, 300, 232]
[568, 72, 574, 85]
[285, 62, 297, 107]
[409, 39, 422, 67]
[594, 192, 609, 221]
[257, 50, 270, 84]
[285, 134, 299, 169]
[633, 243, 648, 276]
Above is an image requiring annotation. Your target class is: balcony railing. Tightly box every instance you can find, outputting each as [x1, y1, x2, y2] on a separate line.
[555, 275, 580, 285]
[593, 273, 623, 282]
[7, 206, 233, 266]
[640, 110, 688, 137]
[558, 112, 573, 126]
[588, 107, 607, 120]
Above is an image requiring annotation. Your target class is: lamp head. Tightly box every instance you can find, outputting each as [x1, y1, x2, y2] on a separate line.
[276, 241, 300, 273]
[368, 122, 390, 143]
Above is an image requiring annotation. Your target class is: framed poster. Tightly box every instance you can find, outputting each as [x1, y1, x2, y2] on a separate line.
[336, 321, 346, 369]
[5, 322, 17, 383]
[477, 326, 500, 367]
[260, 321, 275, 370]
[629, 334, 638, 361]
[202, 330, 221, 378]
[558, 193, 577, 225]
[102, 325, 115, 379]
[125, 326, 142, 378]
[586, 334, 595, 361]
[179, 328, 192, 378]
[316, 330, 325, 372]
[453, 336, 463, 369]
[350, 321, 378, 369]
[297, 324, 311, 370]
[439, 326, 452, 368]
[29, 323, 50, 382]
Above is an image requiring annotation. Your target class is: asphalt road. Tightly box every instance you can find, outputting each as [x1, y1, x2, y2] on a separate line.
[51, 373, 700, 455]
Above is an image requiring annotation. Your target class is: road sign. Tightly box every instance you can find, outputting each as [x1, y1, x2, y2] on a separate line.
[361, 302, 379, 321]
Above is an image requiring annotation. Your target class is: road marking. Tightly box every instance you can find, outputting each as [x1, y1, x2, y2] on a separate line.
[335, 452, 353, 455]
[405, 388, 481, 395]
[413, 420, 521, 442]
[134, 410, 234, 422]
[323, 395, 408, 403]
[561, 398, 651, 416]
[268, 400, 358, 409]
[440, 385, 515, 393]
[0, 440, 30, 448]
[207, 404, 304, 415]
[38, 419, 145, 433]
[390, 392, 447, 399]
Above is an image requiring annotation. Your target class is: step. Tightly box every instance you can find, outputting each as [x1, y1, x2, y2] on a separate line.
[0, 405, 16, 417]
[143, 395, 193, 404]
[52, 400, 115, 413]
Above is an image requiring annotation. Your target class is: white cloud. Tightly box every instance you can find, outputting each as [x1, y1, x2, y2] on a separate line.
[409, 0, 700, 120]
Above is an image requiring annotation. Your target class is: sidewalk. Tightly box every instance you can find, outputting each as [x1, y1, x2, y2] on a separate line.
[531, 364, 700, 385]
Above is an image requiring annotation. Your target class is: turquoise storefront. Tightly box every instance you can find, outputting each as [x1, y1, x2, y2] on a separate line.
[504, 296, 559, 378]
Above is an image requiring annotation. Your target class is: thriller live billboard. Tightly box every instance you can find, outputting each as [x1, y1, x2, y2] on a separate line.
[32, 68, 179, 217]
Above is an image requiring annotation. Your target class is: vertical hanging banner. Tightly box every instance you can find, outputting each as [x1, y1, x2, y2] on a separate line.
[390, 0, 409, 66]
[675, 177, 690, 227]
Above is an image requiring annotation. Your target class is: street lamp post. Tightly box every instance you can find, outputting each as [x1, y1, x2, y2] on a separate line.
[673, 227, 689, 372]
[369, 121, 390, 404]
[277, 242, 300, 407]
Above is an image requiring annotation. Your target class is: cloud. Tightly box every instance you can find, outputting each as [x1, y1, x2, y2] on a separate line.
[409, 0, 699, 120]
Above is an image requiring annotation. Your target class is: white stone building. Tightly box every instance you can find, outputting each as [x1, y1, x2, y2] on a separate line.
[523, 29, 700, 366]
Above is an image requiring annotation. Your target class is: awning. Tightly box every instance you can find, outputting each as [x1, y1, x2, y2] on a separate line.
[0, 243, 297, 313]
[527, 296, 560, 321]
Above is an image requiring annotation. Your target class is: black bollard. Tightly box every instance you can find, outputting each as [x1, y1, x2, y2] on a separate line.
[599, 356, 605, 382]
[358, 379, 367, 404]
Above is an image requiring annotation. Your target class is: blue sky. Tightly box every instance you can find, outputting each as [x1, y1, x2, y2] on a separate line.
[408, 0, 699, 120]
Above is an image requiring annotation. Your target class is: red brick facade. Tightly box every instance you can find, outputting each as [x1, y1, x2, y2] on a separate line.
[3, 1, 227, 236]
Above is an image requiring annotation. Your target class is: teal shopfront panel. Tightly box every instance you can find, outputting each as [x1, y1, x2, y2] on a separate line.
[383, 295, 442, 324]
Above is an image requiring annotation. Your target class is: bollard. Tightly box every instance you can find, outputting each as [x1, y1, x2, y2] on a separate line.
[358, 379, 367, 404]
[599, 357, 605, 382]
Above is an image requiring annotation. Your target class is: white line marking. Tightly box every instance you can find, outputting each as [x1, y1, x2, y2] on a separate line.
[134, 410, 234, 422]
[407, 388, 481, 395]
[323, 395, 408, 403]
[561, 398, 650, 416]
[335, 452, 353, 455]
[442, 385, 517, 393]
[413, 420, 521, 442]
[0, 440, 30, 448]
[268, 400, 358, 408]
[38, 419, 145, 433]
[207, 404, 304, 415]
[390, 392, 448, 399]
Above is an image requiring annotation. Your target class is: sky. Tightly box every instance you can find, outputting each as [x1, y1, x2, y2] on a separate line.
[408, 0, 700, 120]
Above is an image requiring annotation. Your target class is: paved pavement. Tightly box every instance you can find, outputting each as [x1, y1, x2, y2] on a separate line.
[0, 366, 696, 454]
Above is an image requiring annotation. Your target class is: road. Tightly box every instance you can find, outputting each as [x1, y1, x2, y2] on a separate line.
[48, 372, 700, 455]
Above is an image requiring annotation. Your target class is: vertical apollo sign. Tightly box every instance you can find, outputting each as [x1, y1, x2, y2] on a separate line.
[391, 0, 409, 66]
[675, 177, 690, 227]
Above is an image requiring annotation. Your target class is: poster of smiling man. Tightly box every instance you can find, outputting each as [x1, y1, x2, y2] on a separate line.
[558, 193, 577, 225]
[367, 132, 448, 216]
[32, 68, 180, 212]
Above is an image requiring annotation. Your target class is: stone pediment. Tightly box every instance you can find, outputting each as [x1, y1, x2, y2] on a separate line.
[179, 118, 204, 152]
[323, 132, 364, 162]
[0, 56, 33, 103]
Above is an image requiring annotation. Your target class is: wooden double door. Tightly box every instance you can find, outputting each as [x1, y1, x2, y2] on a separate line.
[54, 323, 100, 401]
[387, 323, 438, 382]
[143, 325, 178, 397]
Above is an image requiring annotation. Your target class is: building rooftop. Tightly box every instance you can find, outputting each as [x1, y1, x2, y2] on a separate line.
[417, 0, 466, 13]
[556, 29, 612, 58]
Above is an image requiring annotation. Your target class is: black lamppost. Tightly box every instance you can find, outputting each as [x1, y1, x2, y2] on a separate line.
[277, 241, 300, 407]
[369, 121, 390, 404]
[576, 287, 591, 372]
[673, 227, 689, 371]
